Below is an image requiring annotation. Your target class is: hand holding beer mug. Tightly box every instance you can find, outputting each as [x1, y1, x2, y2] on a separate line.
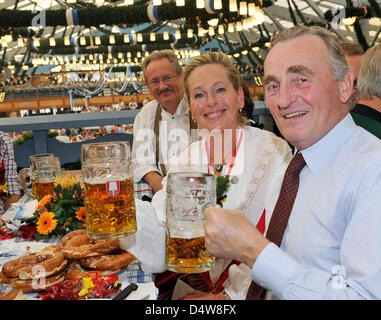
[81, 141, 136, 240]
[166, 172, 216, 273]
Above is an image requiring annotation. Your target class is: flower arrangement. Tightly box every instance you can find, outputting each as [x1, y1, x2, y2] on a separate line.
[33, 174, 86, 239]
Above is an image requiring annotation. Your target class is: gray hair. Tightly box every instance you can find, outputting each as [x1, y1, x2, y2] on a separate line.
[269, 25, 349, 81]
[141, 49, 183, 81]
[357, 44, 381, 100]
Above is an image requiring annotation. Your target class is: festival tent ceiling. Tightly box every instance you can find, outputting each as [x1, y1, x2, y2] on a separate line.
[0, 0, 380, 77]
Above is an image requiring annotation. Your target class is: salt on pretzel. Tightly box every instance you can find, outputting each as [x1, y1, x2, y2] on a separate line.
[60, 230, 119, 259]
[79, 250, 135, 270]
[2, 246, 67, 280]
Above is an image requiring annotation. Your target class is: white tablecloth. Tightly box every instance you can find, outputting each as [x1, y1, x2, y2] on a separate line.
[0, 182, 157, 300]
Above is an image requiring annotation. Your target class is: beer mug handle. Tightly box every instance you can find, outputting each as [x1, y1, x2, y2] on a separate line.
[18, 168, 38, 199]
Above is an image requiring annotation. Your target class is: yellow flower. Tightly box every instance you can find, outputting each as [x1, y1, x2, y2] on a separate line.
[37, 194, 52, 209]
[37, 211, 57, 235]
[54, 174, 81, 189]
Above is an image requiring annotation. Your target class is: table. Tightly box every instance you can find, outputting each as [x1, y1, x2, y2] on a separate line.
[0, 182, 156, 300]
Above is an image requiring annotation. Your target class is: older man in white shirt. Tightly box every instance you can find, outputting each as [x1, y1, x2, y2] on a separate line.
[132, 50, 196, 194]
[203, 26, 381, 300]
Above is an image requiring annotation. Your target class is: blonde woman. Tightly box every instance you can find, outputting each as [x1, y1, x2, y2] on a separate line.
[152, 52, 292, 300]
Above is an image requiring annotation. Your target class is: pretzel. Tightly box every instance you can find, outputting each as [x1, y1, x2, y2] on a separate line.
[0, 289, 27, 300]
[10, 271, 65, 292]
[2, 246, 67, 280]
[60, 230, 119, 259]
[64, 261, 122, 280]
[79, 250, 136, 270]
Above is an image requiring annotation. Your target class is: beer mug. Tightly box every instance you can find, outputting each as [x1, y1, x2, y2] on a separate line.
[18, 153, 57, 200]
[81, 141, 136, 240]
[33, 157, 61, 200]
[166, 172, 216, 273]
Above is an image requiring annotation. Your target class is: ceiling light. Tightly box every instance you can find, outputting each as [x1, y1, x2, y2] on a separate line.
[343, 17, 356, 26]
[196, 0, 204, 9]
[49, 37, 56, 46]
[95, 36, 101, 45]
[208, 18, 219, 26]
[176, 0, 185, 6]
[248, 3, 255, 16]
[214, 0, 222, 10]
[109, 35, 115, 44]
[229, 0, 237, 12]
[18, 38, 24, 47]
[64, 36, 70, 46]
[239, 1, 247, 15]
[150, 33, 156, 41]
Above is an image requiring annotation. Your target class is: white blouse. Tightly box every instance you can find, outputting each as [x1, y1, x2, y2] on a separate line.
[158, 126, 292, 299]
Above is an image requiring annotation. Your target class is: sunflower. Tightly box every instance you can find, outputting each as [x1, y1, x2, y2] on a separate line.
[37, 194, 52, 210]
[37, 211, 57, 235]
[75, 207, 86, 223]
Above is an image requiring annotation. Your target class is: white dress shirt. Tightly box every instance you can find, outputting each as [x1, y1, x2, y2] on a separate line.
[252, 114, 381, 299]
[131, 98, 193, 182]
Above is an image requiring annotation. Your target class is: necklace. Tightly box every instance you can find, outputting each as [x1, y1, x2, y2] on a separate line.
[205, 130, 244, 206]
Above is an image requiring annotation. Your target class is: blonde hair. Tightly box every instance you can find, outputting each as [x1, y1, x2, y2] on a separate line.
[183, 51, 249, 126]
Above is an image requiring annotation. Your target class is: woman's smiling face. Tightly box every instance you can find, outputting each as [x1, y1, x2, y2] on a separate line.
[187, 63, 244, 131]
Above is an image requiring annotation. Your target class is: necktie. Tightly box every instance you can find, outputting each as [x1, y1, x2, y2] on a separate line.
[246, 152, 306, 300]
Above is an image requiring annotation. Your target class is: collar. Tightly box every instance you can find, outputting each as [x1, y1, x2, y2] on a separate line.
[300, 114, 356, 174]
[160, 97, 188, 119]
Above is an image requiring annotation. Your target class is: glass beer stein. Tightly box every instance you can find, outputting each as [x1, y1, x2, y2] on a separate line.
[166, 172, 216, 273]
[81, 141, 136, 240]
[33, 157, 61, 200]
[18, 153, 58, 200]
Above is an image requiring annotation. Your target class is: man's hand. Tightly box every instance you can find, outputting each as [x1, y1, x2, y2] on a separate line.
[204, 207, 270, 268]
[143, 171, 163, 195]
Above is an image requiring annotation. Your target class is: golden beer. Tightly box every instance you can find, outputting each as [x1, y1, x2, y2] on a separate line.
[166, 235, 215, 273]
[84, 178, 136, 239]
[35, 181, 55, 200]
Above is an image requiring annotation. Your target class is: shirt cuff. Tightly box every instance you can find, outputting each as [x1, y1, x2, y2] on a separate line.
[251, 242, 300, 297]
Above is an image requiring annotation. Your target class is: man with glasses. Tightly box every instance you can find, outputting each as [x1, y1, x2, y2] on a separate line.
[132, 50, 196, 194]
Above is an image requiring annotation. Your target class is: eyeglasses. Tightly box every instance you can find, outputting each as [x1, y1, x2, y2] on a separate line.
[147, 74, 177, 88]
